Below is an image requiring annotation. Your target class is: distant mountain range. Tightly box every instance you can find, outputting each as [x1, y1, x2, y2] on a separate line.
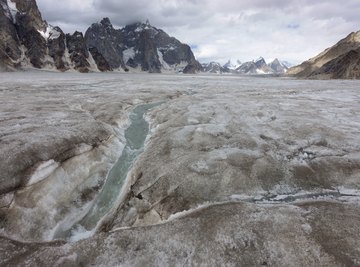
[0, 0, 202, 73]
[202, 57, 291, 75]
[288, 31, 360, 79]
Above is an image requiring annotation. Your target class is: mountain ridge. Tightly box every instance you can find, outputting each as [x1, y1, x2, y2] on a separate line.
[202, 58, 290, 75]
[0, 0, 201, 73]
[288, 30, 360, 79]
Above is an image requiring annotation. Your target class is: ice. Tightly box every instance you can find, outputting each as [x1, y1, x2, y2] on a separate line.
[38, 25, 61, 41]
[0, 73, 360, 256]
[6, 0, 18, 22]
[69, 225, 96, 242]
[122, 47, 135, 64]
[157, 49, 170, 70]
[27, 160, 60, 186]
[1, 73, 360, 265]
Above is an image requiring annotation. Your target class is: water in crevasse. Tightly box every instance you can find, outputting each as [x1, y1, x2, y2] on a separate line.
[53, 102, 162, 240]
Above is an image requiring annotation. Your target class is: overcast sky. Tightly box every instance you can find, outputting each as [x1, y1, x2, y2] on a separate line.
[36, 0, 360, 64]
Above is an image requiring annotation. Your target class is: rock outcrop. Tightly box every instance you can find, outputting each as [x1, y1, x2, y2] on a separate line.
[288, 31, 360, 79]
[85, 18, 125, 70]
[90, 19, 202, 73]
[0, 0, 22, 70]
[66, 31, 91, 73]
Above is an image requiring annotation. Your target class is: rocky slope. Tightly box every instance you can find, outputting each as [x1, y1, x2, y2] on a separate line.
[0, 0, 201, 73]
[288, 30, 360, 79]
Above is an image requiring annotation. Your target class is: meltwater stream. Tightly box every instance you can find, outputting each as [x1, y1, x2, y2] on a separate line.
[53, 102, 162, 241]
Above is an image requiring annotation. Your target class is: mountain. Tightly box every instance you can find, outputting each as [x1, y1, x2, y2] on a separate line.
[223, 59, 241, 71]
[86, 19, 201, 73]
[202, 62, 229, 74]
[268, 58, 289, 74]
[202, 57, 291, 75]
[84, 18, 125, 71]
[0, 0, 201, 73]
[288, 31, 360, 79]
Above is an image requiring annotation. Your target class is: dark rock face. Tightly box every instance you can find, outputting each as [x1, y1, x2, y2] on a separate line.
[48, 27, 67, 71]
[0, 2, 201, 73]
[268, 58, 288, 73]
[183, 59, 203, 74]
[0, 0, 21, 69]
[85, 18, 125, 70]
[13, 0, 45, 31]
[89, 47, 112, 72]
[85, 19, 201, 73]
[314, 48, 360, 79]
[121, 21, 201, 73]
[137, 30, 162, 72]
[66, 31, 90, 73]
[254, 57, 267, 69]
[13, 0, 47, 68]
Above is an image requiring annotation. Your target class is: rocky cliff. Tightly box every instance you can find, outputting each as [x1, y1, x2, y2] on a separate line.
[0, 0, 201, 73]
[288, 31, 360, 79]
[85, 19, 201, 73]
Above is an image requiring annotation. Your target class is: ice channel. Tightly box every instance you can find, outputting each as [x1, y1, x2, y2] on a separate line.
[53, 102, 162, 241]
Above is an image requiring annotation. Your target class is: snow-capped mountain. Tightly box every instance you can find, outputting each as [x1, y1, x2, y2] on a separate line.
[202, 57, 291, 75]
[202, 62, 228, 74]
[0, 0, 201, 73]
[85, 19, 202, 73]
[268, 58, 289, 74]
[223, 59, 242, 71]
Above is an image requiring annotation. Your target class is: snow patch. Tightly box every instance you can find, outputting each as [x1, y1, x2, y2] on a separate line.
[38, 25, 61, 41]
[123, 47, 135, 64]
[6, 0, 18, 22]
[256, 69, 266, 74]
[87, 52, 100, 72]
[69, 225, 96, 242]
[28, 160, 60, 186]
[157, 49, 171, 70]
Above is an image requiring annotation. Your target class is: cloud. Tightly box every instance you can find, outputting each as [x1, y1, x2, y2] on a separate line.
[36, 0, 360, 64]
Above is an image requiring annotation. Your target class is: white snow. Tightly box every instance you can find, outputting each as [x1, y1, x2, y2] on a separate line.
[255, 56, 265, 63]
[122, 47, 135, 64]
[38, 25, 61, 41]
[87, 52, 100, 72]
[69, 225, 96, 242]
[27, 160, 60, 186]
[6, 0, 18, 22]
[157, 49, 171, 70]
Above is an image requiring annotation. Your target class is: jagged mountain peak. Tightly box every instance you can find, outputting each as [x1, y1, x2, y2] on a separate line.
[100, 17, 112, 27]
[271, 58, 280, 64]
[255, 56, 265, 63]
[123, 21, 159, 35]
[223, 59, 241, 70]
[268, 58, 289, 73]
[0, 0, 202, 74]
[254, 57, 267, 68]
[343, 30, 360, 43]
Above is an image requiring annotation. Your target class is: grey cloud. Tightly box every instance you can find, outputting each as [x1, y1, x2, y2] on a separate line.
[36, 0, 360, 64]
